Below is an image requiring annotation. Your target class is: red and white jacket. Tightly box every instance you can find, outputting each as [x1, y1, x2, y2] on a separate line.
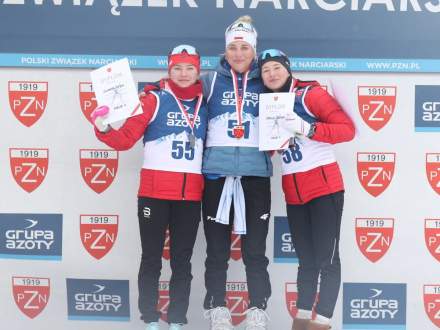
[95, 80, 206, 201]
[281, 79, 355, 205]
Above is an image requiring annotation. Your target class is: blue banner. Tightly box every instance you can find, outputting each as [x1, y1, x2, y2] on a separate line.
[343, 283, 407, 329]
[1, 1, 440, 71]
[0, 213, 63, 260]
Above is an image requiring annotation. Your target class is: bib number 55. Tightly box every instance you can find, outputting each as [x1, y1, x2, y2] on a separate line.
[171, 141, 194, 160]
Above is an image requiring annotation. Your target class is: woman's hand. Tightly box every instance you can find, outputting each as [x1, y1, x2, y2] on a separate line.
[284, 112, 312, 137]
[91, 106, 110, 133]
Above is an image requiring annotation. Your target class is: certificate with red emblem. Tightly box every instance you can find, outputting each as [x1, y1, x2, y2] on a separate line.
[259, 92, 296, 151]
[90, 58, 141, 125]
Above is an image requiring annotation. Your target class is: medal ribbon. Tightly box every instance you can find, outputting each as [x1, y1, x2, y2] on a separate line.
[167, 85, 203, 136]
[230, 69, 249, 126]
[289, 79, 298, 147]
[289, 79, 296, 93]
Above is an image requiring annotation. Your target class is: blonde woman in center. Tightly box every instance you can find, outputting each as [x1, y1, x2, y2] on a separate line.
[200, 16, 272, 330]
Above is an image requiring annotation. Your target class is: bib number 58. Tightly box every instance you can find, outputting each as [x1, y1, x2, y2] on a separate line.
[282, 144, 303, 163]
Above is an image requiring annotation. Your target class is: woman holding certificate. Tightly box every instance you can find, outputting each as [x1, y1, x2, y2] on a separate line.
[258, 49, 355, 330]
[91, 45, 206, 330]
[200, 16, 272, 330]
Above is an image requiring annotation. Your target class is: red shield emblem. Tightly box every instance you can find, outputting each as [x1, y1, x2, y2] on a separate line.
[424, 285, 440, 328]
[9, 148, 48, 193]
[158, 281, 170, 322]
[357, 152, 395, 197]
[226, 282, 249, 326]
[163, 228, 170, 260]
[355, 218, 394, 263]
[80, 215, 118, 260]
[285, 282, 299, 318]
[426, 154, 440, 195]
[358, 86, 396, 131]
[8, 81, 48, 127]
[230, 233, 242, 261]
[425, 219, 440, 262]
[12, 277, 50, 319]
[80, 149, 118, 193]
[285, 282, 319, 320]
[79, 82, 97, 124]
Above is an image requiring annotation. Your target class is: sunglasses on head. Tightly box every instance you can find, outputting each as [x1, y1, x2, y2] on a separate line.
[169, 44, 199, 56]
[258, 49, 287, 61]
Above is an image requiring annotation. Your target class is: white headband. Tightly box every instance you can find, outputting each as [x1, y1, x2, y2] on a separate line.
[225, 21, 257, 51]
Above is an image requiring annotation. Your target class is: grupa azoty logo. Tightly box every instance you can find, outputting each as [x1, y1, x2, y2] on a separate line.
[343, 282, 406, 330]
[66, 278, 130, 321]
[0, 214, 62, 260]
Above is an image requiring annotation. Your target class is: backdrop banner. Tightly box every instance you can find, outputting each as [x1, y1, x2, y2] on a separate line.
[1, 1, 440, 71]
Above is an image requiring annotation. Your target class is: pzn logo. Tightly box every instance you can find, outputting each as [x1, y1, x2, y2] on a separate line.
[80, 215, 118, 260]
[79, 82, 97, 124]
[80, 149, 118, 193]
[285, 282, 318, 320]
[230, 233, 242, 261]
[163, 228, 170, 260]
[8, 81, 48, 127]
[355, 218, 394, 263]
[424, 285, 440, 328]
[157, 281, 170, 322]
[425, 219, 440, 262]
[358, 86, 396, 131]
[9, 148, 48, 193]
[357, 152, 396, 197]
[426, 153, 440, 195]
[12, 276, 50, 319]
[226, 282, 249, 326]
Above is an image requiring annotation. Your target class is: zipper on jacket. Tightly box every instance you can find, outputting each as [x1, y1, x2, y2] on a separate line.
[235, 147, 239, 172]
[321, 166, 328, 183]
[292, 173, 303, 203]
[181, 173, 187, 200]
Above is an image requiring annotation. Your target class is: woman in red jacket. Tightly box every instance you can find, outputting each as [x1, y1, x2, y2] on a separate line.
[91, 45, 207, 330]
[258, 49, 355, 330]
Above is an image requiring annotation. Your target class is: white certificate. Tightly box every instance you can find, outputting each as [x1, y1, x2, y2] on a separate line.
[90, 58, 142, 125]
[259, 92, 296, 151]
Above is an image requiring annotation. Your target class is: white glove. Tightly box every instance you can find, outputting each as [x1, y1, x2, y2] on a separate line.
[91, 106, 110, 133]
[284, 112, 312, 137]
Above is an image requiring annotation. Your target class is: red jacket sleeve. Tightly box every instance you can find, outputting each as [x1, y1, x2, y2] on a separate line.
[94, 93, 157, 150]
[304, 87, 355, 144]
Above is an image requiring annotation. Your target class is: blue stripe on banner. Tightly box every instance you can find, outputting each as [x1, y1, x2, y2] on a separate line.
[0, 53, 218, 70]
[415, 127, 440, 132]
[68, 316, 130, 322]
[292, 58, 430, 72]
[274, 258, 299, 263]
[3, 53, 440, 73]
[343, 324, 406, 330]
[0, 254, 61, 260]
